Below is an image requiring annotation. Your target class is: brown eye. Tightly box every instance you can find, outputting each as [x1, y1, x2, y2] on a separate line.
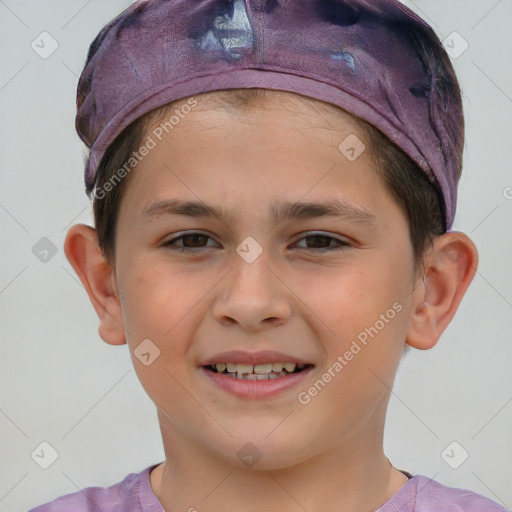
[164, 232, 218, 252]
[294, 233, 349, 252]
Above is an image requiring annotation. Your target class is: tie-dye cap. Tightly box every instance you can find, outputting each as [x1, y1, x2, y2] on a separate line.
[76, 0, 464, 231]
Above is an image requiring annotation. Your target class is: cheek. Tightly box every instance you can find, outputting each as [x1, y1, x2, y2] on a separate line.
[324, 259, 407, 329]
[118, 258, 196, 362]
[119, 261, 209, 414]
[316, 255, 411, 388]
[119, 255, 229, 367]
[121, 253, 189, 324]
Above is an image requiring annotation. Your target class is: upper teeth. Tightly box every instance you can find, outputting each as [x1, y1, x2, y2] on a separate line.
[215, 362, 304, 374]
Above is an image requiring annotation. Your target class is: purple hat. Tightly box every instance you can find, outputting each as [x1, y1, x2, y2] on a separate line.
[76, 0, 464, 230]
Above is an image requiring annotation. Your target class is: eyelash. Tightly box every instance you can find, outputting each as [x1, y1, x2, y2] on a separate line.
[162, 232, 350, 253]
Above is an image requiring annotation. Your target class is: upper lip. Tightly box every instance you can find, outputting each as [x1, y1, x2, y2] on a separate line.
[199, 350, 313, 366]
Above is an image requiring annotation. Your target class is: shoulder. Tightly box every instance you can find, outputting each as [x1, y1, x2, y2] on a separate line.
[397, 474, 509, 512]
[26, 464, 161, 512]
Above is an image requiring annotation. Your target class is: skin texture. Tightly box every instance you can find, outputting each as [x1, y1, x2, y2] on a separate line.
[64, 92, 478, 512]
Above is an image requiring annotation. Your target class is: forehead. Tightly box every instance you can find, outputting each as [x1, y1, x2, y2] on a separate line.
[118, 91, 384, 222]
[151, 90, 365, 136]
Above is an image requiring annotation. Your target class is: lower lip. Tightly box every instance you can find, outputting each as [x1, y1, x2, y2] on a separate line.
[199, 366, 314, 399]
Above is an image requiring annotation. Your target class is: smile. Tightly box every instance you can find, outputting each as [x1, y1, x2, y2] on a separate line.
[200, 361, 314, 399]
[205, 362, 308, 380]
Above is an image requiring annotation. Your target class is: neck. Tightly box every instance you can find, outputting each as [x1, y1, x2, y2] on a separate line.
[150, 413, 409, 512]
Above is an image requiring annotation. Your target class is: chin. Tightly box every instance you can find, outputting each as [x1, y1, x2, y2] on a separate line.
[206, 427, 314, 471]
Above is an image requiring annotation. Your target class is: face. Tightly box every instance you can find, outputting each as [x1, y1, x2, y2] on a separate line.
[112, 92, 419, 470]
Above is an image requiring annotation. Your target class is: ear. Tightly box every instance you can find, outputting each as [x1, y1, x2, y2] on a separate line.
[406, 231, 478, 350]
[63, 224, 126, 346]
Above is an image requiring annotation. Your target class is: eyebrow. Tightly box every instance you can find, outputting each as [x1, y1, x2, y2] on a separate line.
[141, 198, 378, 228]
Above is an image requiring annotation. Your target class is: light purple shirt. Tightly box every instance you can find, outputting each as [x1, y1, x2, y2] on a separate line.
[27, 463, 508, 512]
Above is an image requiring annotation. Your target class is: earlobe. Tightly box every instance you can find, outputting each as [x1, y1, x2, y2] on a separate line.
[63, 224, 126, 346]
[405, 232, 478, 350]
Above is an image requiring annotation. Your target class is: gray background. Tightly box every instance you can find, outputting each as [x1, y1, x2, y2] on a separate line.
[1, 0, 511, 510]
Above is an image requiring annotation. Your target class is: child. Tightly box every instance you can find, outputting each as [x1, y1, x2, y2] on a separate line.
[29, 0, 508, 510]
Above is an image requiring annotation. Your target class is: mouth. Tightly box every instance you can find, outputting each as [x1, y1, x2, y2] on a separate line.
[199, 352, 315, 399]
[202, 362, 312, 381]
[198, 350, 315, 398]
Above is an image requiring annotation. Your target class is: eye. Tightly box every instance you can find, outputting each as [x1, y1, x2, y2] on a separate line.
[163, 232, 219, 252]
[162, 231, 350, 253]
[293, 232, 349, 252]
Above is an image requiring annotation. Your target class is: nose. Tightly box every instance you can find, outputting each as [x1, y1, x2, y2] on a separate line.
[212, 252, 292, 332]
